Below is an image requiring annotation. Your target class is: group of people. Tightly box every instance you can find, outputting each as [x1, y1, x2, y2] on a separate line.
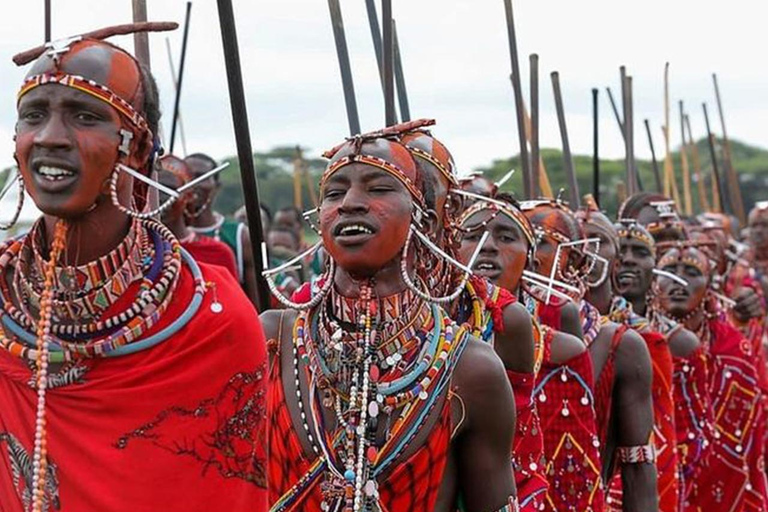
[1, 22, 768, 512]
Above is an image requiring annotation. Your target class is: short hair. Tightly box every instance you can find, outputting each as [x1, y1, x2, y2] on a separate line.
[268, 226, 300, 246]
[184, 153, 220, 182]
[275, 206, 303, 225]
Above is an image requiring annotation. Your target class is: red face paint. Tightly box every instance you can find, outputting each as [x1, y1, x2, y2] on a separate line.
[459, 209, 529, 292]
[320, 163, 413, 277]
[657, 247, 710, 318]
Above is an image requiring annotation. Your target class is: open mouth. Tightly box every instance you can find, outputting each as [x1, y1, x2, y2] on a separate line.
[668, 287, 689, 300]
[473, 259, 501, 278]
[333, 221, 377, 246]
[616, 270, 638, 286]
[32, 163, 79, 193]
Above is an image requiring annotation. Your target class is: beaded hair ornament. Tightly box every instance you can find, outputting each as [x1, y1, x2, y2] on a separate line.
[616, 218, 656, 257]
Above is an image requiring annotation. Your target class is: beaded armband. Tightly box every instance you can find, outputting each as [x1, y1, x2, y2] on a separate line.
[494, 495, 520, 512]
[616, 443, 656, 465]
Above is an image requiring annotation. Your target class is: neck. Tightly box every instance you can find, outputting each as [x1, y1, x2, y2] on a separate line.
[165, 215, 188, 240]
[585, 280, 613, 315]
[628, 292, 647, 316]
[333, 256, 410, 300]
[190, 206, 217, 228]
[682, 304, 706, 333]
[41, 202, 131, 266]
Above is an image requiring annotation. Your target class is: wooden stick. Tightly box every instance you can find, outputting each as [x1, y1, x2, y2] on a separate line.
[519, 91, 553, 197]
[593, 88, 600, 205]
[165, 37, 188, 156]
[382, 0, 395, 126]
[685, 114, 710, 212]
[293, 146, 304, 210]
[644, 119, 663, 192]
[132, 0, 151, 69]
[679, 100, 693, 215]
[169, 1, 191, 155]
[663, 63, 681, 204]
[503, 0, 532, 199]
[392, 20, 411, 122]
[364, 0, 385, 93]
[530, 54, 541, 198]
[327, 0, 361, 135]
[44, 0, 51, 42]
[703, 103, 727, 214]
[606, 86, 624, 135]
[551, 71, 580, 208]
[713, 74, 746, 223]
[216, 0, 270, 310]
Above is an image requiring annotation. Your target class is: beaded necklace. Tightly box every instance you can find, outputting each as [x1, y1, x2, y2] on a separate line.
[293, 286, 468, 512]
[579, 300, 604, 347]
[188, 211, 225, 239]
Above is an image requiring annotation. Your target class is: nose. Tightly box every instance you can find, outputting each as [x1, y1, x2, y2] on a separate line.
[339, 184, 369, 215]
[33, 112, 72, 151]
[479, 232, 498, 254]
[619, 248, 637, 267]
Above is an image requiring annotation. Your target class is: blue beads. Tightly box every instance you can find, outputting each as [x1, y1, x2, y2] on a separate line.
[344, 469, 355, 481]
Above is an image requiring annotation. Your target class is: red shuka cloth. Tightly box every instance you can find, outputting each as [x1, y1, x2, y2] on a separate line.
[606, 330, 680, 512]
[690, 318, 768, 512]
[266, 338, 453, 512]
[0, 263, 268, 512]
[182, 235, 239, 281]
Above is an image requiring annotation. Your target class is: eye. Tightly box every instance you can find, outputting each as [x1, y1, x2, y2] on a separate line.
[463, 231, 482, 242]
[75, 111, 103, 123]
[369, 185, 395, 194]
[20, 109, 45, 123]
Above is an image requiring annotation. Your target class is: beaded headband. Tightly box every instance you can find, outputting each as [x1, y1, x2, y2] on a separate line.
[657, 244, 712, 274]
[616, 219, 656, 256]
[401, 131, 458, 187]
[320, 153, 426, 210]
[18, 72, 150, 136]
[458, 199, 536, 248]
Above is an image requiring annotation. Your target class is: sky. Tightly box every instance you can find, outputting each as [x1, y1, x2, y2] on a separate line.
[0, 0, 766, 176]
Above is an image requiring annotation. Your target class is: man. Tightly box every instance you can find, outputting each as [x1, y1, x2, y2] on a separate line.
[157, 154, 238, 280]
[262, 132, 519, 512]
[185, 153, 259, 306]
[0, 28, 267, 511]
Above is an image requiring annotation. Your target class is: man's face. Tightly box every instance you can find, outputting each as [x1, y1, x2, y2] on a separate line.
[158, 169, 186, 225]
[657, 256, 709, 319]
[458, 210, 529, 292]
[750, 215, 768, 255]
[582, 223, 617, 287]
[185, 156, 218, 213]
[15, 85, 127, 218]
[274, 210, 302, 237]
[267, 230, 299, 259]
[617, 237, 655, 300]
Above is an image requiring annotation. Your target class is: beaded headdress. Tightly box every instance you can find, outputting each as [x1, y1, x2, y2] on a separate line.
[400, 129, 458, 187]
[749, 201, 768, 226]
[656, 241, 713, 275]
[458, 196, 536, 250]
[616, 219, 656, 257]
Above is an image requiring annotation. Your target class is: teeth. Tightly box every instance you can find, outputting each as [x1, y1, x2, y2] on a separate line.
[476, 263, 496, 270]
[339, 224, 373, 236]
[38, 166, 75, 180]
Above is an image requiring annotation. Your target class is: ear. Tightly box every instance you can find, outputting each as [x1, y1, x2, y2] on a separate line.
[443, 192, 463, 220]
[420, 207, 440, 238]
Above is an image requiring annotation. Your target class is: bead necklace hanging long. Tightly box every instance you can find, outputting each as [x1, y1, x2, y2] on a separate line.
[31, 219, 68, 512]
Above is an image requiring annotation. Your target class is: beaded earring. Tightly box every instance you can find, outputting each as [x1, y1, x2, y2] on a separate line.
[0, 169, 24, 230]
[262, 240, 334, 310]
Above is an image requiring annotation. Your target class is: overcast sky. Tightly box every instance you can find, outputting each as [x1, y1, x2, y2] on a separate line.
[0, 0, 766, 175]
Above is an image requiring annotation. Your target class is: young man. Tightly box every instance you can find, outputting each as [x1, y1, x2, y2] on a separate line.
[185, 153, 259, 306]
[0, 29, 267, 511]
[157, 154, 238, 279]
[262, 133, 519, 512]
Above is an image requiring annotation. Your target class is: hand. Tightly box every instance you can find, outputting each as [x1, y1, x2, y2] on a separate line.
[732, 287, 765, 322]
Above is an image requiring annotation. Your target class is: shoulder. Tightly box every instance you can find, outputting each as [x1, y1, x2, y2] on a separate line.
[260, 308, 299, 342]
[615, 327, 652, 380]
[502, 302, 532, 331]
[667, 327, 700, 358]
[559, 301, 583, 338]
[549, 330, 587, 364]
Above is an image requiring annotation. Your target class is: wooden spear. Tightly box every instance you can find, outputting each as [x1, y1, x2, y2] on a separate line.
[502, 0, 532, 198]
[663, 63, 681, 204]
[165, 37, 188, 156]
[713, 74, 746, 223]
[169, 1, 191, 155]
[327, 0, 361, 135]
[293, 146, 304, 211]
[703, 103, 727, 213]
[382, 0, 395, 126]
[684, 114, 710, 212]
[530, 54, 541, 198]
[132, 0, 151, 69]
[678, 100, 693, 215]
[551, 71, 580, 208]
[392, 20, 411, 122]
[514, 81, 552, 197]
[644, 119, 663, 192]
[44, 0, 51, 42]
[216, 0, 271, 310]
[592, 88, 600, 205]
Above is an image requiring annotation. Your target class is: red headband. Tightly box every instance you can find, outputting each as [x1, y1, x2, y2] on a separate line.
[400, 130, 458, 186]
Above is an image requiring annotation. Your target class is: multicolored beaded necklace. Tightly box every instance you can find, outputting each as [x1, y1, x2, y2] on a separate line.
[288, 285, 468, 512]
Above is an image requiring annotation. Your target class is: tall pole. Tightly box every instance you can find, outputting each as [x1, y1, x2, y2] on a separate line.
[530, 54, 540, 198]
[327, 0, 361, 135]
[713, 74, 746, 223]
[622, 72, 633, 194]
[685, 114, 710, 212]
[132, 0, 151, 69]
[626, 75, 642, 193]
[678, 100, 693, 215]
[644, 119, 663, 192]
[392, 20, 411, 122]
[703, 103, 727, 214]
[503, 0, 532, 199]
[364, 0, 384, 92]
[169, 1, 191, 155]
[551, 71, 580, 208]
[382, 0, 396, 126]
[592, 88, 600, 205]
[606, 87, 624, 136]
[44, 0, 51, 42]
[216, 0, 270, 311]
[165, 38, 188, 156]
[663, 62, 681, 204]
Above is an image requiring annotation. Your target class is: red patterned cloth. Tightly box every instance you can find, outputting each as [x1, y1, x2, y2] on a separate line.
[535, 344, 605, 512]
[0, 263, 268, 512]
[691, 319, 768, 511]
[266, 336, 452, 512]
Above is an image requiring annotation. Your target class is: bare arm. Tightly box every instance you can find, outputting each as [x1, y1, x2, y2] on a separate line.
[495, 303, 535, 373]
[559, 301, 583, 340]
[667, 326, 700, 358]
[240, 229, 260, 308]
[614, 329, 658, 512]
[454, 339, 517, 511]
